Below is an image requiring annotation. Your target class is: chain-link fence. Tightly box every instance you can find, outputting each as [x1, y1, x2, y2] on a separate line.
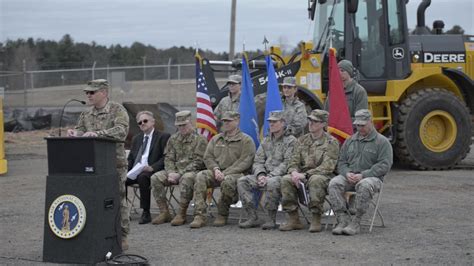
[0, 63, 196, 91]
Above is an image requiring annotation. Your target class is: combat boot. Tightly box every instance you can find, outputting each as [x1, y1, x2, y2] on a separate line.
[261, 210, 277, 230]
[308, 213, 322, 233]
[279, 210, 304, 231]
[239, 207, 260, 229]
[121, 237, 129, 251]
[213, 214, 228, 227]
[151, 201, 172, 225]
[343, 216, 361, 235]
[190, 215, 207, 228]
[332, 212, 350, 235]
[170, 202, 188, 226]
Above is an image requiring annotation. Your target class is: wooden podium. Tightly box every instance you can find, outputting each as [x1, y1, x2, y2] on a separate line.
[43, 137, 122, 264]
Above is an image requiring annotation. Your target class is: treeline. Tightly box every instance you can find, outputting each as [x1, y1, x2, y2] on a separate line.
[0, 34, 231, 71]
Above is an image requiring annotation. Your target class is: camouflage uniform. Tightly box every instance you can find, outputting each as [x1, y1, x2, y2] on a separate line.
[281, 131, 339, 215]
[328, 109, 393, 235]
[194, 125, 256, 219]
[238, 130, 297, 212]
[150, 131, 207, 208]
[214, 74, 242, 128]
[75, 98, 130, 237]
[282, 97, 308, 138]
[214, 94, 240, 126]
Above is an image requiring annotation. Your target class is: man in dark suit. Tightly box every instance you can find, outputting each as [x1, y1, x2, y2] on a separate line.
[126, 110, 170, 224]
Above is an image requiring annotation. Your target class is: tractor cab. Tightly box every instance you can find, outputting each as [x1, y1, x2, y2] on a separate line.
[310, 0, 411, 94]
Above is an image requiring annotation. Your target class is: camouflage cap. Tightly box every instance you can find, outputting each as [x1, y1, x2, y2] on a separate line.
[221, 111, 240, 121]
[84, 79, 109, 91]
[226, 74, 242, 84]
[307, 109, 329, 123]
[338, 60, 354, 77]
[267, 110, 285, 121]
[280, 76, 297, 87]
[353, 109, 372, 125]
[175, 110, 192, 126]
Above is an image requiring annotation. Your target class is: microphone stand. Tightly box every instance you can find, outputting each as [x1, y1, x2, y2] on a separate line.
[58, 99, 86, 136]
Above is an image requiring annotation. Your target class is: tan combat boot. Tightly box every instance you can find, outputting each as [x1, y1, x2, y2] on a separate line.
[342, 216, 361, 235]
[121, 237, 129, 251]
[190, 215, 207, 228]
[151, 201, 172, 225]
[279, 210, 304, 231]
[309, 213, 322, 233]
[261, 210, 277, 230]
[239, 207, 260, 229]
[170, 202, 188, 226]
[332, 212, 350, 235]
[213, 214, 228, 227]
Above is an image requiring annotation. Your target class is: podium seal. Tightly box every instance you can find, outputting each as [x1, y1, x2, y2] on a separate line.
[48, 194, 86, 239]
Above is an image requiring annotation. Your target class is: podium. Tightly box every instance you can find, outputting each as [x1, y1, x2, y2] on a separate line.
[43, 137, 122, 264]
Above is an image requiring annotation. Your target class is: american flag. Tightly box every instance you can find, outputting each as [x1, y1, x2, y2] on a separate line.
[196, 62, 217, 141]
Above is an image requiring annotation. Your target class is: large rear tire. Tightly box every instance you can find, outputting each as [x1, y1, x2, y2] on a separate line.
[395, 88, 472, 170]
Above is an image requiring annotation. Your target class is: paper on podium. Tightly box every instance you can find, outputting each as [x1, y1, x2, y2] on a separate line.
[127, 162, 146, 180]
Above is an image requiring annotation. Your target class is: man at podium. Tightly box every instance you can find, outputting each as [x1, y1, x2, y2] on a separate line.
[67, 79, 131, 250]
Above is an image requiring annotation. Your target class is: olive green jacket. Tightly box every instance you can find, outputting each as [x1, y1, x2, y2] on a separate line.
[204, 130, 256, 175]
[337, 128, 393, 180]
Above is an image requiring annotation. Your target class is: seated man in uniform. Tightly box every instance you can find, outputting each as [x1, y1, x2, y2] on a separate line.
[150, 111, 208, 225]
[280, 109, 340, 232]
[328, 109, 393, 235]
[237, 111, 296, 229]
[190, 111, 256, 228]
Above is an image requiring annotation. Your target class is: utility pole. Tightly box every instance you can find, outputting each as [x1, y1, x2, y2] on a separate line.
[229, 0, 237, 60]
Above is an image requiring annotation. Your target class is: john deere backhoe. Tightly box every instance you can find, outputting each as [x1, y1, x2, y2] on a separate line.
[200, 0, 474, 170]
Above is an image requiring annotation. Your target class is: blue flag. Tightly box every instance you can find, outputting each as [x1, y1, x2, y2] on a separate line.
[262, 55, 283, 136]
[239, 56, 260, 147]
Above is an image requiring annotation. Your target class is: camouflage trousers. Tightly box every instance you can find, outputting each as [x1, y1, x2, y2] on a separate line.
[237, 175, 281, 211]
[194, 170, 243, 217]
[150, 170, 197, 205]
[328, 175, 382, 217]
[281, 174, 330, 214]
[118, 166, 130, 238]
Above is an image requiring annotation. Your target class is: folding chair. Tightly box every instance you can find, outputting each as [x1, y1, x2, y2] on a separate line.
[237, 188, 266, 223]
[329, 182, 385, 233]
[165, 185, 180, 216]
[126, 183, 141, 215]
[297, 196, 334, 229]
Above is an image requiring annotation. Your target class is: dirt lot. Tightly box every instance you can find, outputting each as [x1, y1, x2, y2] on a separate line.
[0, 131, 473, 265]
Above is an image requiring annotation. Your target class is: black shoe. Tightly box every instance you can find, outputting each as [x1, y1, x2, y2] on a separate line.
[139, 211, 151, 224]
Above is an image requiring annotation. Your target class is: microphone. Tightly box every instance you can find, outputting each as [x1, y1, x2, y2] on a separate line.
[58, 99, 86, 136]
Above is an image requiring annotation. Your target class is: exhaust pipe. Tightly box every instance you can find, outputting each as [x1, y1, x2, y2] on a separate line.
[414, 0, 431, 35]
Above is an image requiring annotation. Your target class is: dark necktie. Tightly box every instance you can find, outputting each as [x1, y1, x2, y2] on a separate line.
[134, 135, 149, 166]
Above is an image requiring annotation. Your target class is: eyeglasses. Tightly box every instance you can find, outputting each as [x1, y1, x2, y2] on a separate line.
[137, 119, 149, 125]
[85, 91, 96, 95]
[282, 85, 295, 89]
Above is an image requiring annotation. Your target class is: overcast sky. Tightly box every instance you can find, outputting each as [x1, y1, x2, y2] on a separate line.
[1, 0, 473, 52]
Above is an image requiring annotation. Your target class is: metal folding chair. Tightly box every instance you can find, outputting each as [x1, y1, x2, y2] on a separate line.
[126, 183, 141, 215]
[329, 182, 385, 233]
[165, 185, 180, 216]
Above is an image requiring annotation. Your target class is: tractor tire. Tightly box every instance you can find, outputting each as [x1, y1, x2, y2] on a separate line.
[395, 88, 472, 170]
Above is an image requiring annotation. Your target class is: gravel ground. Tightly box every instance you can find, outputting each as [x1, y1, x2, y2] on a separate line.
[1, 131, 473, 265]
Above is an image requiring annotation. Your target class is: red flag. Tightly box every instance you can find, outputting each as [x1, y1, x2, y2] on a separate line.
[327, 48, 353, 144]
[195, 58, 217, 141]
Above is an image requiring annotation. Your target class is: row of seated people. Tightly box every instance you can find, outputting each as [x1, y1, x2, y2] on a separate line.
[127, 108, 392, 236]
